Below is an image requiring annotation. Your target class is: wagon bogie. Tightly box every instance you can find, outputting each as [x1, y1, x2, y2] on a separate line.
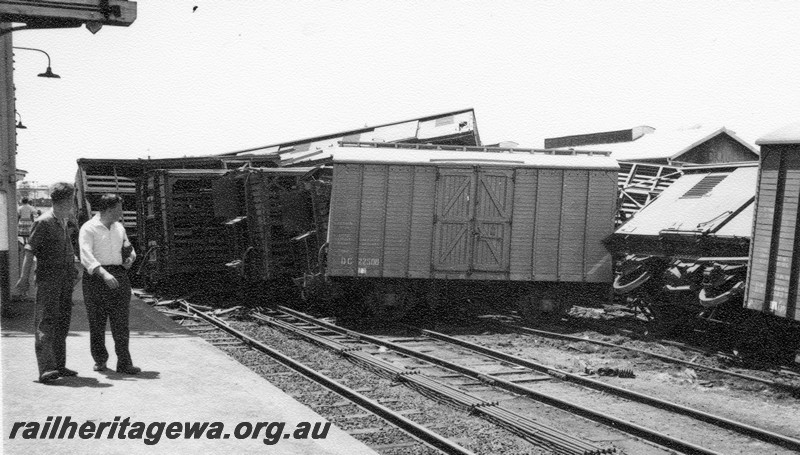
[514, 282, 607, 322]
[327, 278, 421, 326]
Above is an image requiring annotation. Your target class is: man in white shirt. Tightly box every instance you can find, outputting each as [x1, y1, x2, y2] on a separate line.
[79, 193, 141, 375]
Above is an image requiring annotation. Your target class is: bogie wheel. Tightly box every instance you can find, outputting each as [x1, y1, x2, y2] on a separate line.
[329, 281, 368, 325]
[410, 284, 447, 326]
[614, 269, 652, 295]
[362, 284, 418, 328]
[333, 282, 418, 328]
[516, 285, 570, 323]
[516, 293, 539, 323]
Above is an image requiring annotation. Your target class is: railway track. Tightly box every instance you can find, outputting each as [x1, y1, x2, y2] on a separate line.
[150, 298, 475, 455]
[559, 306, 800, 368]
[261, 305, 800, 455]
[482, 316, 800, 395]
[252, 308, 614, 455]
[144, 294, 625, 454]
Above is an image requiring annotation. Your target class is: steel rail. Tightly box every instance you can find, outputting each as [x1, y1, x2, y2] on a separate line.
[565, 316, 743, 362]
[183, 304, 476, 455]
[255, 310, 611, 455]
[491, 319, 800, 393]
[416, 327, 800, 452]
[656, 338, 800, 378]
[278, 306, 725, 455]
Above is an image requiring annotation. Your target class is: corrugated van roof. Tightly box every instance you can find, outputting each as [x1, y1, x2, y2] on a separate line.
[331, 145, 619, 170]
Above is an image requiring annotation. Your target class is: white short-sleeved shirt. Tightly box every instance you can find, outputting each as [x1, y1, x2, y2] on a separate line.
[79, 214, 136, 275]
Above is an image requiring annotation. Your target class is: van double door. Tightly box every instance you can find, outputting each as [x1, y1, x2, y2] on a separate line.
[433, 168, 513, 276]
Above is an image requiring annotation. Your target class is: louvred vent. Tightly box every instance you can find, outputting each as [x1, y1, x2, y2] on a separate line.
[680, 173, 728, 199]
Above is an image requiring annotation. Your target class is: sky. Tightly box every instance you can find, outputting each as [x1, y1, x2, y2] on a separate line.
[10, 1, 800, 186]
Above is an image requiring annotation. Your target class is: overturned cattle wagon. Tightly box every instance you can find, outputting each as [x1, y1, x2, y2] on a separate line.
[325, 142, 619, 319]
[137, 169, 233, 288]
[616, 162, 683, 226]
[75, 155, 279, 255]
[607, 155, 800, 362]
[213, 166, 332, 299]
[607, 162, 757, 317]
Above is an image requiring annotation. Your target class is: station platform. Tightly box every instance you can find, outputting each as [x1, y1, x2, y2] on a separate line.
[1, 277, 376, 454]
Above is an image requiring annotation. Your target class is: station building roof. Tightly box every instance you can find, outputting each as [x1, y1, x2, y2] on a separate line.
[547, 125, 758, 163]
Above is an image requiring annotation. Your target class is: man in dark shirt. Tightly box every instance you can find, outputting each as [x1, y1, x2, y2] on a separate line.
[15, 182, 79, 383]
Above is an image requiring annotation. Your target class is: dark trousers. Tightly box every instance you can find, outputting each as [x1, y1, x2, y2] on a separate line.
[35, 270, 74, 375]
[82, 266, 133, 368]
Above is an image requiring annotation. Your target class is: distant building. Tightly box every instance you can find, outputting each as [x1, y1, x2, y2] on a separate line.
[545, 125, 758, 165]
[16, 180, 50, 207]
[545, 125, 759, 224]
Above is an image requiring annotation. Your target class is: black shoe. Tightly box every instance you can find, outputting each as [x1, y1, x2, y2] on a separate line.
[39, 370, 60, 383]
[58, 367, 78, 377]
[93, 363, 107, 372]
[116, 365, 141, 375]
